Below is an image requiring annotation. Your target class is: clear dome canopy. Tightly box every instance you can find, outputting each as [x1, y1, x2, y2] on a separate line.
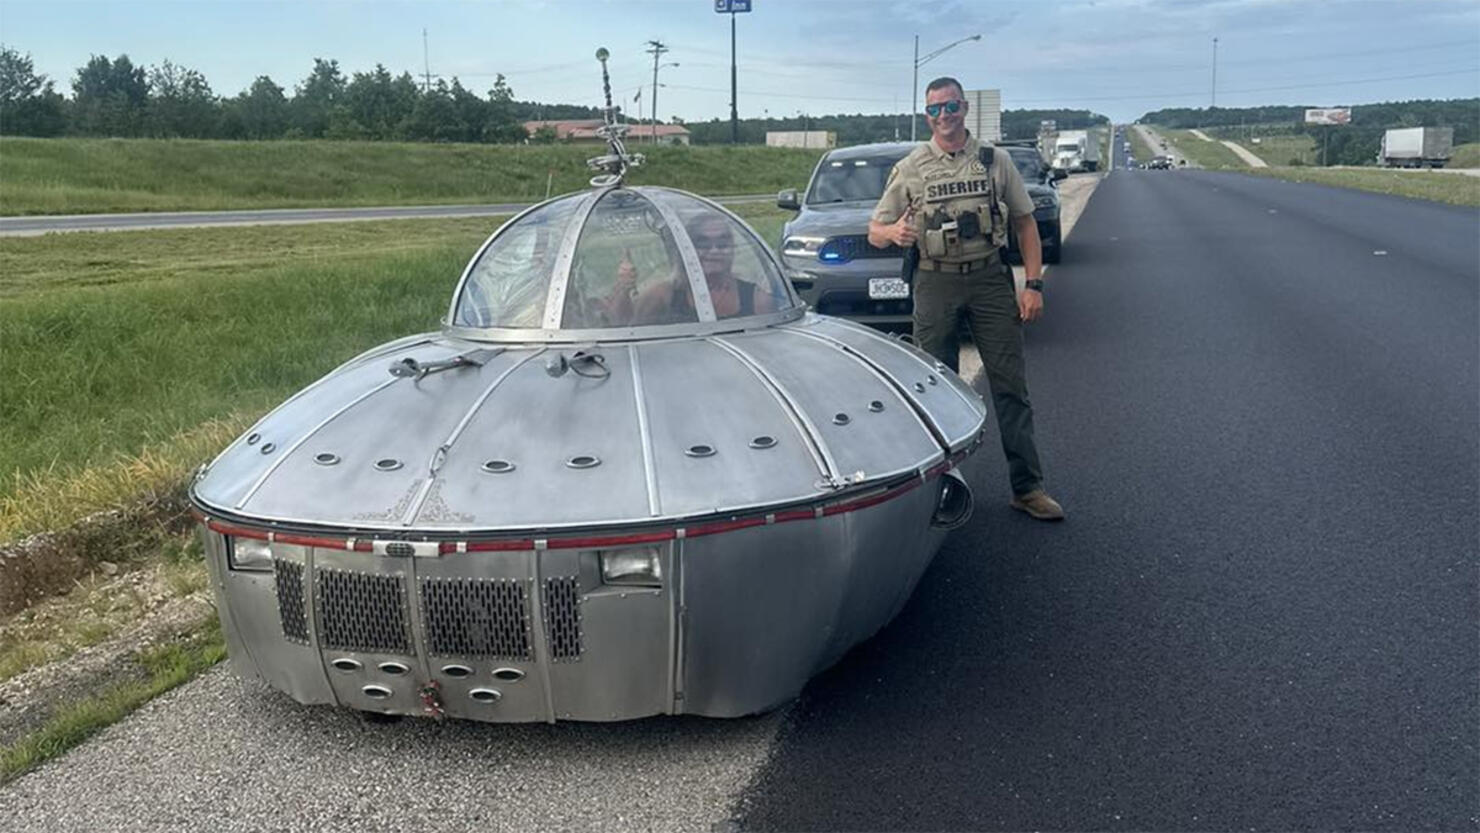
[449, 187, 799, 338]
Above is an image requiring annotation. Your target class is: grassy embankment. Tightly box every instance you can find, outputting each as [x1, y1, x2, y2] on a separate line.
[1243, 167, 1480, 206]
[0, 203, 791, 777]
[1127, 127, 1157, 164]
[0, 137, 822, 215]
[1449, 142, 1480, 168]
[1153, 129, 1479, 205]
[1162, 129, 1249, 169]
[1246, 134, 1317, 167]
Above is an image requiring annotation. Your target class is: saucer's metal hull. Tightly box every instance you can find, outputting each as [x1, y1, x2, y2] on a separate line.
[199, 478, 957, 722]
[193, 297, 987, 723]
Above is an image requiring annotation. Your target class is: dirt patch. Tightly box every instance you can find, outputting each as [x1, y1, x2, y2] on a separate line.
[0, 489, 192, 615]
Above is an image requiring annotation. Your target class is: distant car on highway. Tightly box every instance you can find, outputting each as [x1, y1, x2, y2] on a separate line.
[777, 141, 1064, 327]
[1148, 156, 1174, 170]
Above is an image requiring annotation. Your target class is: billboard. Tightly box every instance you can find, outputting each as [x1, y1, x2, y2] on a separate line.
[1304, 108, 1352, 126]
[965, 88, 1001, 142]
[765, 131, 836, 149]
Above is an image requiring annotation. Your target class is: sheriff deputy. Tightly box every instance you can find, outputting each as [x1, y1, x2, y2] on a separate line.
[867, 75, 1064, 521]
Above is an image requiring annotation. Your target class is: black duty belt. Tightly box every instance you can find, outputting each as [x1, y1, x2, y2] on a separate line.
[917, 256, 998, 274]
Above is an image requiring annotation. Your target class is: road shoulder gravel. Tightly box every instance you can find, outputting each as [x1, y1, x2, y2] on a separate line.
[0, 666, 787, 831]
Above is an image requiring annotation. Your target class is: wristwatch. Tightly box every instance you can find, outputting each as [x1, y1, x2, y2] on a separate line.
[1025, 279, 1044, 293]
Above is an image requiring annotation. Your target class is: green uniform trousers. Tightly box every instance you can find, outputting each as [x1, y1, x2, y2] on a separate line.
[912, 258, 1045, 496]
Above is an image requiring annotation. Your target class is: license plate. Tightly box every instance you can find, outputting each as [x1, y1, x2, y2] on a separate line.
[868, 278, 910, 299]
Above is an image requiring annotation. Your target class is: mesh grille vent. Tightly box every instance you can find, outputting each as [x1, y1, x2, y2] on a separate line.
[543, 576, 582, 661]
[316, 569, 411, 654]
[420, 578, 532, 660]
[274, 560, 309, 644]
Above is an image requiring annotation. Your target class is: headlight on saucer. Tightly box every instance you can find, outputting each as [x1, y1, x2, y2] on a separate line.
[227, 536, 274, 572]
[600, 547, 663, 587]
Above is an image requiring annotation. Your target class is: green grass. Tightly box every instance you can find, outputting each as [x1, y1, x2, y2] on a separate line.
[1244, 134, 1316, 167]
[1245, 167, 1480, 207]
[1163, 130, 1249, 169]
[0, 615, 225, 783]
[0, 204, 792, 541]
[1450, 142, 1480, 168]
[0, 137, 823, 215]
[1127, 127, 1157, 164]
[0, 219, 488, 510]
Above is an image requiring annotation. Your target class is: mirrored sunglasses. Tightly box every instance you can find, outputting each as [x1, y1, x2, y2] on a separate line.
[924, 99, 963, 118]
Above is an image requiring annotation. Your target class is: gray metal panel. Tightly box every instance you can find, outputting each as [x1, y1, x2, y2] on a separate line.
[542, 547, 673, 721]
[238, 349, 533, 528]
[719, 329, 942, 482]
[310, 549, 419, 716]
[680, 481, 944, 717]
[634, 339, 829, 515]
[678, 520, 848, 717]
[420, 346, 652, 527]
[220, 543, 336, 706]
[195, 339, 460, 511]
[202, 527, 266, 684]
[414, 549, 549, 723]
[790, 316, 988, 451]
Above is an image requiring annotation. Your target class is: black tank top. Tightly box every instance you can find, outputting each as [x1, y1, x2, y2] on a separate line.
[671, 278, 754, 319]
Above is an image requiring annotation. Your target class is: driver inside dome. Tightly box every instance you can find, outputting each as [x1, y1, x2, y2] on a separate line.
[604, 214, 779, 326]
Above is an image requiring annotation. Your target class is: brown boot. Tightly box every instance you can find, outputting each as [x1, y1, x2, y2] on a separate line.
[1010, 490, 1065, 521]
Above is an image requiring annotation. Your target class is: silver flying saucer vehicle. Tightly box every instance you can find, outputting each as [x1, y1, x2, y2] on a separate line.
[189, 52, 988, 723]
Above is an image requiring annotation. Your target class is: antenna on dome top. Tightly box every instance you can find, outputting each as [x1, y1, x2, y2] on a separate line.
[587, 47, 644, 188]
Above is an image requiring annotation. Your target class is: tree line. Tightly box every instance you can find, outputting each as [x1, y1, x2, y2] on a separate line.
[2, 47, 1116, 148]
[679, 108, 1108, 146]
[0, 48, 602, 143]
[1140, 99, 1480, 166]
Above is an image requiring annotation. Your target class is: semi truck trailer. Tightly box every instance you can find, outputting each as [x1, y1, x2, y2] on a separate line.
[1052, 129, 1101, 172]
[1379, 127, 1453, 168]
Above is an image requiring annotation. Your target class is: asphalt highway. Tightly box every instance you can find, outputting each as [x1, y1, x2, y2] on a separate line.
[2, 170, 1475, 831]
[0, 194, 777, 236]
[736, 168, 1479, 830]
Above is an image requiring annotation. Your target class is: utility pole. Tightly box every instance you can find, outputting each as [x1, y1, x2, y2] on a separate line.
[1211, 37, 1218, 109]
[730, 11, 738, 144]
[646, 39, 668, 145]
[911, 35, 919, 142]
[423, 28, 432, 93]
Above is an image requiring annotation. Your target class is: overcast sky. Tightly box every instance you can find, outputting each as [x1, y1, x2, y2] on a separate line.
[2, 0, 1477, 124]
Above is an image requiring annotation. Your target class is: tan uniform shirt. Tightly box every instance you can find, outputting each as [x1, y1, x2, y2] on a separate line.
[872, 134, 1034, 262]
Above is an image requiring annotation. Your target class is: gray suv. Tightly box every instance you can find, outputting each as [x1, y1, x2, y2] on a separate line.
[778, 141, 1063, 328]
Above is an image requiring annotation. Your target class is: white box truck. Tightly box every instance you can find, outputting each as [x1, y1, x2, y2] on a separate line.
[1052, 129, 1101, 172]
[1379, 127, 1453, 168]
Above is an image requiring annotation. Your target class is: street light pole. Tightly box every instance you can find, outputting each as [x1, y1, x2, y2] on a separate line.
[911, 35, 919, 142]
[646, 40, 669, 145]
[730, 11, 739, 144]
[1211, 37, 1218, 108]
[911, 33, 981, 142]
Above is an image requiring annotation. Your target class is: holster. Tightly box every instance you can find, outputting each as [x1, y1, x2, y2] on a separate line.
[901, 245, 920, 285]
